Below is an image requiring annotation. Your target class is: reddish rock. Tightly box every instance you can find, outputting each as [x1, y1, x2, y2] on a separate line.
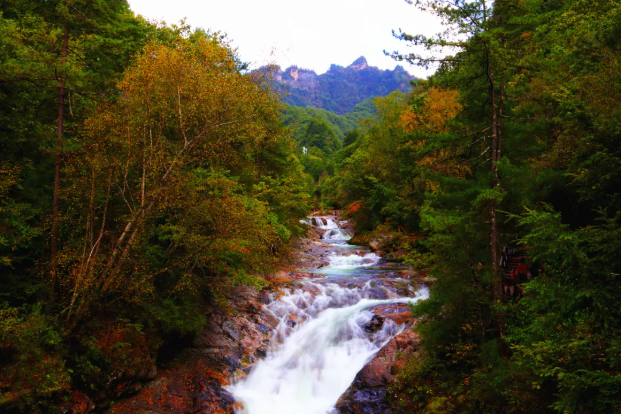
[111, 285, 278, 414]
[286, 313, 306, 328]
[68, 390, 95, 414]
[336, 329, 422, 414]
[371, 304, 414, 326]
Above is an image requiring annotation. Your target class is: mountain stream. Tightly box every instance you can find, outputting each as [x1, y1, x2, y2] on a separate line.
[227, 217, 429, 413]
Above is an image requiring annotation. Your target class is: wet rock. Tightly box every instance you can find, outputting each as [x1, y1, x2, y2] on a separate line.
[194, 376, 236, 413]
[300, 283, 321, 294]
[336, 388, 390, 414]
[336, 329, 421, 414]
[362, 315, 385, 333]
[371, 304, 413, 326]
[366, 287, 388, 300]
[255, 342, 269, 358]
[257, 323, 272, 334]
[286, 313, 306, 328]
[260, 289, 273, 304]
[67, 390, 95, 414]
[223, 322, 242, 341]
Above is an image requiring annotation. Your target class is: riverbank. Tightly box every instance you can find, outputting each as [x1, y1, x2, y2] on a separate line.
[108, 213, 428, 414]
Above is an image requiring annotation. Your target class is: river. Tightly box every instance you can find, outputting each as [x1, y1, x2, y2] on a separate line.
[227, 216, 429, 414]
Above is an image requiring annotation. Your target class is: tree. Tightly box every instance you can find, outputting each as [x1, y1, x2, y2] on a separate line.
[58, 33, 294, 323]
[388, 0, 510, 304]
[0, 0, 153, 281]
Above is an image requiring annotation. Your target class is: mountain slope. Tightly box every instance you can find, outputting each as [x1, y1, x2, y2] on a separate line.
[266, 57, 415, 114]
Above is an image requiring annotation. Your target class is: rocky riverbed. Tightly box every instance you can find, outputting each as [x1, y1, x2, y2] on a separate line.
[110, 214, 427, 414]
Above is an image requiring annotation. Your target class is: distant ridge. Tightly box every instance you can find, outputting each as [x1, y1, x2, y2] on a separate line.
[261, 57, 415, 115]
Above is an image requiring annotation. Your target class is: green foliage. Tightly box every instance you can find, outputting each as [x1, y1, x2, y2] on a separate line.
[299, 117, 342, 153]
[0, 9, 312, 409]
[505, 208, 621, 413]
[0, 304, 69, 409]
[327, 0, 620, 413]
[0, 165, 41, 269]
[280, 102, 374, 198]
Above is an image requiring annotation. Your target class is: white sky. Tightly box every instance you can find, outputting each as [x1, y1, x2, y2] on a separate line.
[127, 0, 443, 78]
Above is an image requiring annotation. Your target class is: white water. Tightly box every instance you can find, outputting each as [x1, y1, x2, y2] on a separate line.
[227, 218, 428, 413]
[322, 228, 351, 240]
[326, 252, 380, 268]
[318, 218, 339, 230]
[228, 286, 429, 414]
[306, 216, 352, 240]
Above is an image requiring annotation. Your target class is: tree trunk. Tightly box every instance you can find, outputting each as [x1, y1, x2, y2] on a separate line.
[50, 25, 69, 264]
[496, 76, 504, 161]
[489, 65, 502, 303]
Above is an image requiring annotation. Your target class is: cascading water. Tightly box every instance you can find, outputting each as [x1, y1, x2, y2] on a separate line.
[322, 228, 351, 240]
[227, 217, 428, 414]
[326, 252, 380, 268]
[310, 216, 351, 240]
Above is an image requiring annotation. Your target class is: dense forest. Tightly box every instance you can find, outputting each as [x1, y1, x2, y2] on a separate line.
[312, 0, 621, 412]
[0, 0, 620, 413]
[0, 2, 310, 411]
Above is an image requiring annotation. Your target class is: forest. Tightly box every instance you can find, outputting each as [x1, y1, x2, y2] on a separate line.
[0, 0, 620, 413]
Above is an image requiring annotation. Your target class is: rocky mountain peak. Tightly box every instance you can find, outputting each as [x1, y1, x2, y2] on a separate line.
[258, 57, 415, 114]
[348, 56, 368, 71]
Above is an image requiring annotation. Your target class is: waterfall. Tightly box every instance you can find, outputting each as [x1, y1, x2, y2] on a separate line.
[322, 228, 351, 240]
[326, 252, 380, 268]
[312, 217, 326, 227]
[307, 216, 351, 240]
[227, 226, 429, 413]
[227, 284, 429, 414]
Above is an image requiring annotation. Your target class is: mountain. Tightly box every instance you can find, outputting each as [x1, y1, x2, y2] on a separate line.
[264, 57, 415, 115]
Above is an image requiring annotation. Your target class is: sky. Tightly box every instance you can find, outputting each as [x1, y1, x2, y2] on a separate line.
[126, 0, 444, 78]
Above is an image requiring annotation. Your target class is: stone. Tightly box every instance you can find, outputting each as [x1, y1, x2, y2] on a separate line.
[371, 304, 414, 326]
[68, 390, 95, 414]
[336, 329, 422, 413]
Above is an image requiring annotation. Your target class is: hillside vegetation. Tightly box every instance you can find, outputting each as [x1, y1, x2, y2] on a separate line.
[0, 0, 619, 413]
[266, 56, 414, 114]
[0, 5, 308, 410]
[317, 0, 621, 412]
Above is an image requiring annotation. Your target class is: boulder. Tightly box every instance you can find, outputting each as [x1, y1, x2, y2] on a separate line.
[335, 329, 422, 414]
[371, 304, 413, 326]
[111, 285, 279, 414]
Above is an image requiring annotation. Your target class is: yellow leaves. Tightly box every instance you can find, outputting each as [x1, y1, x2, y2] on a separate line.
[399, 87, 462, 134]
[395, 88, 469, 181]
[419, 148, 471, 179]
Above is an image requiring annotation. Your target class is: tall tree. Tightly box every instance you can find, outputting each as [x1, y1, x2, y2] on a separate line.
[388, 0, 509, 303]
[0, 0, 153, 267]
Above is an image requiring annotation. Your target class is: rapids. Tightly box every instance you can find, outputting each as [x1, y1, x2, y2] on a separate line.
[227, 216, 428, 414]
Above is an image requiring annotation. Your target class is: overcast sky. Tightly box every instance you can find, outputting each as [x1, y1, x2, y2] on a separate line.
[126, 0, 444, 78]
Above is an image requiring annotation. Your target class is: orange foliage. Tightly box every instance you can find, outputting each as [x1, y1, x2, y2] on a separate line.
[419, 148, 472, 180]
[347, 200, 362, 214]
[399, 87, 462, 134]
[397, 88, 469, 185]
